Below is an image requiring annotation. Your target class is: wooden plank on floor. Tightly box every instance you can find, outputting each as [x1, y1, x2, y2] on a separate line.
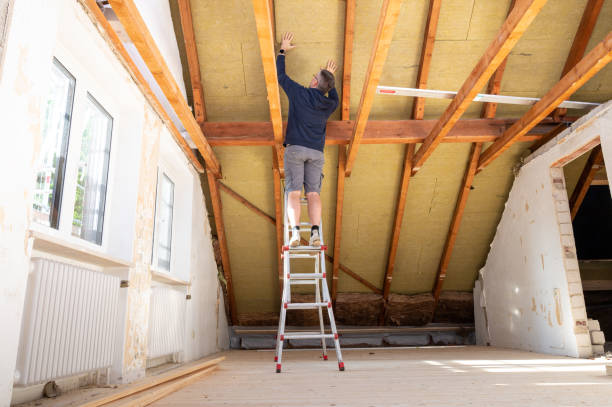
[78, 356, 224, 407]
[411, 0, 548, 173]
[345, 0, 402, 176]
[478, 32, 612, 171]
[108, 0, 221, 177]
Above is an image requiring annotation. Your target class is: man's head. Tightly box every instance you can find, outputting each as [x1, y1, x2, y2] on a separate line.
[309, 69, 335, 94]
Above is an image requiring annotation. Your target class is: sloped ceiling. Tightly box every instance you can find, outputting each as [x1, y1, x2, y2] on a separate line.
[174, 0, 612, 317]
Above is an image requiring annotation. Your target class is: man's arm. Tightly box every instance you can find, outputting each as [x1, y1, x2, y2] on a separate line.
[277, 32, 301, 98]
[325, 59, 340, 113]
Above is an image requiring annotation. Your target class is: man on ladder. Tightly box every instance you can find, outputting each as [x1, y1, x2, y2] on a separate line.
[277, 32, 338, 247]
[274, 32, 344, 373]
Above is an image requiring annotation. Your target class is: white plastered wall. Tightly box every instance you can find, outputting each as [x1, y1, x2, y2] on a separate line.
[0, 0, 227, 404]
[475, 100, 612, 358]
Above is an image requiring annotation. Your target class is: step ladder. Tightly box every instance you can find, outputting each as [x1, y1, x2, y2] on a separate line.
[274, 193, 344, 373]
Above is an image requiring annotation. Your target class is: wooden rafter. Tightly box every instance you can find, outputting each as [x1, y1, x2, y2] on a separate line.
[431, 1, 517, 310]
[569, 145, 604, 220]
[217, 181, 380, 294]
[478, 32, 612, 171]
[79, 0, 203, 173]
[381, 0, 441, 312]
[528, 122, 569, 152]
[411, 0, 442, 121]
[107, 0, 221, 177]
[555, 0, 604, 117]
[331, 0, 355, 304]
[432, 142, 483, 302]
[206, 168, 238, 325]
[341, 0, 356, 122]
[203, 119, 562, 146]
[411, 0, 548, 173]
[345, 0, 402, 176]
[382, 144, 415, 303]
[331, 146, 347, 303]
[177, 0, 206, 125]
[251, 0, 284, 171]
[481, 0, 516, 119]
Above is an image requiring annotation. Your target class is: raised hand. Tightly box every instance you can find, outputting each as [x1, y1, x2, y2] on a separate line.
[281, 32, 296, 52]
[325, 59, 337, 74]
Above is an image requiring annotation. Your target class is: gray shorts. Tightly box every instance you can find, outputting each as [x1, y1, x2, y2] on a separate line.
[284, 144, 324, 193]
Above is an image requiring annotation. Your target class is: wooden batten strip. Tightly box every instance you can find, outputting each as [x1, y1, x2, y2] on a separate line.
[478, 32, 612, 171]
[345, 0, 402, 176]
[78, 0, 203, 173]
[341, 0, 356, 122]
[412, 0, 548, 173]
[108, 0, 221, 177]
[273, 164, 284, 296]
[332, 146, 347, 303]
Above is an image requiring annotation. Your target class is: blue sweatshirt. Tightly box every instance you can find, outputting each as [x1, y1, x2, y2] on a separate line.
[276, 54, 339, 152]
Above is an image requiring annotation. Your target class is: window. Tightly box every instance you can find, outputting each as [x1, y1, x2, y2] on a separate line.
[71, 94, 113, 245]
[152, 172, 175, 272]
[32, 58, 75, 228]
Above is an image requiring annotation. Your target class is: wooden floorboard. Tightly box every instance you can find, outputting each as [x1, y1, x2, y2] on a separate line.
[150, 348, 611, 406]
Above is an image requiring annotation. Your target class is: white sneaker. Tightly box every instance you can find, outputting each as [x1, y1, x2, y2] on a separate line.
[289, 229, 300, 247]
[309, 228, 321, 247]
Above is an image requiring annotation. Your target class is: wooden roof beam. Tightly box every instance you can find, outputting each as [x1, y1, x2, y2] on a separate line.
[177, 0, 206, 125]
[107, 0, 221, 177]
[411, 0, 548, 173]
[412, 0, 442, 121]
[252, 0, 284, 172]
[332, 0, 355, 303]
[478, 32, 612, 171]
[345, 0, 402, 176]
[381, 0, 441, 315]
[555, 0, 604, 118]
[79, 0, 203, 173]
[569, 145, 604, 220]
[206, 168, 238, 325]
[203, 119, 565, 146]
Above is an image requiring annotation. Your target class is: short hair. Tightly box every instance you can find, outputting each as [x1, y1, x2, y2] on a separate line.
[317, 69, 335, 94]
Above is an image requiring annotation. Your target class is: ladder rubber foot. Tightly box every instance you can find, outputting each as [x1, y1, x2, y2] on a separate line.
[339, 362, 345, 371]
[323, 355, 328, 360]
[276, 364, 281, 373]
[274, 356, 278, 362]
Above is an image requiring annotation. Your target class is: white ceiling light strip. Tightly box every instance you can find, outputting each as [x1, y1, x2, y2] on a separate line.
[376, 86, 599, 110]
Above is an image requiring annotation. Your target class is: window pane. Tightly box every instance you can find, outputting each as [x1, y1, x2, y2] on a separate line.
[32, 58, 75, 228]
[72, 95, 113, 245]
[155, 173, 174, 272]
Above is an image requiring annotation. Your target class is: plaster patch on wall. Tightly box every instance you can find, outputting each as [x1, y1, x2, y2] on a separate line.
[122, 103, 161, 381]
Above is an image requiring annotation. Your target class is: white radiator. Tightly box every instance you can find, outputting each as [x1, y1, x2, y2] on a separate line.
[15, 258, 120, 386]
[147, 285, 185, 359]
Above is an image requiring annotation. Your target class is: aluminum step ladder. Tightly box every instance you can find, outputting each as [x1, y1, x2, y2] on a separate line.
[274, 192, 344, 373]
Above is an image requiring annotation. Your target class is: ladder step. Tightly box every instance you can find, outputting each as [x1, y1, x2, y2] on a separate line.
[283, 333, 336, 340]
[289, 280, 318, 285]
[285, 302, 330, 310]
[283, 245, 327, 252]
[288, 273, 325, 279]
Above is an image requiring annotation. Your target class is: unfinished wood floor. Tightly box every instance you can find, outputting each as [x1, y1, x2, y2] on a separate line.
[151, 346, 611, 407]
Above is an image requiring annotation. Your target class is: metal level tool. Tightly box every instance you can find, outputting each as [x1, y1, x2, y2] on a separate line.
[274, 193, 344, 373]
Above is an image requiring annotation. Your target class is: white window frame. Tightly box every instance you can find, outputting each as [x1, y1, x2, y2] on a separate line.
[152, 168, 176, 273]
